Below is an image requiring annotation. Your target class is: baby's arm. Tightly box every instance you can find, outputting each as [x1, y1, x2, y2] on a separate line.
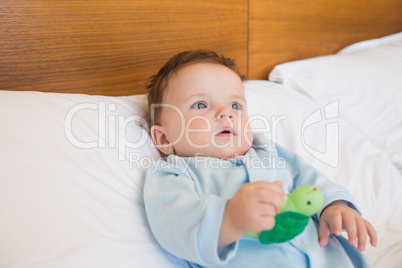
[144, 165, 231, 266]
[319, 200, 377, 251]
[218, 180, 286, 247]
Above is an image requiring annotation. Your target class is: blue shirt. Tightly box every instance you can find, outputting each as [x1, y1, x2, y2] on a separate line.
[143, 134, 369, 267]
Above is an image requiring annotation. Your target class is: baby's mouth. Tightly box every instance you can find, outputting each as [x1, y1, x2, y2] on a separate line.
[216, 127, 236, 137]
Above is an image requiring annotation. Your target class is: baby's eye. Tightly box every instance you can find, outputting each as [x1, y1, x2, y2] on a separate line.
[191, 102, 208, 109]
[231, 102, 242, 110]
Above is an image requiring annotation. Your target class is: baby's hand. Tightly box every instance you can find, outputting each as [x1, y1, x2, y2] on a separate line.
[318, 201, 377, 251]
[218, 181, 286, 246]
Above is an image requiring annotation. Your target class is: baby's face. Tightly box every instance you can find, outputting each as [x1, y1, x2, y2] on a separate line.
[152, 62, 253, 159]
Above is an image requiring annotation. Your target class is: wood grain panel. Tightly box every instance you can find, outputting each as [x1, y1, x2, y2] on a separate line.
[249, 0, 402, 79]
[0, 1, 248, 95]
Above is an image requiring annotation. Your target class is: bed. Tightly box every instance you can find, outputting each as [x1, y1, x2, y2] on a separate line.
[1, 0, 401, 267]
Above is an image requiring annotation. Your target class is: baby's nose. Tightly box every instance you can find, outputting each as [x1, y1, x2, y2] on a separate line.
[214, 113, 233, 121]
[213, 105, 235, 121]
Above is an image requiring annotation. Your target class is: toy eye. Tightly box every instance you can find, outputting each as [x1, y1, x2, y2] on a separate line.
[307, 201, 311, 205]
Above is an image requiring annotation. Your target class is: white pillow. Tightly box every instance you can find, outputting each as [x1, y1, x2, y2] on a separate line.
[268, 32, 402, 173]
[244, 80, 402, 264]
[0, 91, 188, 268]
[337, 31, 402, 54]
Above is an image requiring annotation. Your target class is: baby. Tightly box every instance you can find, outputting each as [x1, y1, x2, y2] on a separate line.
[143, 50, 377, 268]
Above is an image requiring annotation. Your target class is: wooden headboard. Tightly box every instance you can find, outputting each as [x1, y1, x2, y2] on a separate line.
[1, 0, 401, 96]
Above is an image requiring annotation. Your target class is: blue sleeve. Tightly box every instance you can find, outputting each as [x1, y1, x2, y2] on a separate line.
[143, 160, 238, 266]
[275, 144, 360, 217]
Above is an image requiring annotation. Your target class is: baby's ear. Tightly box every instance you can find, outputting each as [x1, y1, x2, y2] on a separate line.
[150, 125, 174, 155]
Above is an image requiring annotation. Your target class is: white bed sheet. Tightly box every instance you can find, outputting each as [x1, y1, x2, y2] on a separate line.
[245, 80, 402, 267]
[1, 80, 401, 267]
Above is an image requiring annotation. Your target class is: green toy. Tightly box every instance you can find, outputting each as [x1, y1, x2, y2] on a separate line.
[245, 185, 324, 244]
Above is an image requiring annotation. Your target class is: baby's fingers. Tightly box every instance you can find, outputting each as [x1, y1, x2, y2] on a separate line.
[318, 222, 331, 247]
[355, 219, 367, 251]
[343, 214, 358, 246]
[366, 220, 378, 248]
[330, 212, 343, 237]
[348, 218, 377, 251]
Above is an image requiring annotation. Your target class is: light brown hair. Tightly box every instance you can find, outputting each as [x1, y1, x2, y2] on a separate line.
[145, 49, 247, 128]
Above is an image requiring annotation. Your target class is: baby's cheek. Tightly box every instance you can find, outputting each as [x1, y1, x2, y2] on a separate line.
[187, 117, 212, 134]
[237, 117, 253, 152]
[187, 116, 210, 128]
[186, 118, 212, 146]
[163, 110, 186, 137]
